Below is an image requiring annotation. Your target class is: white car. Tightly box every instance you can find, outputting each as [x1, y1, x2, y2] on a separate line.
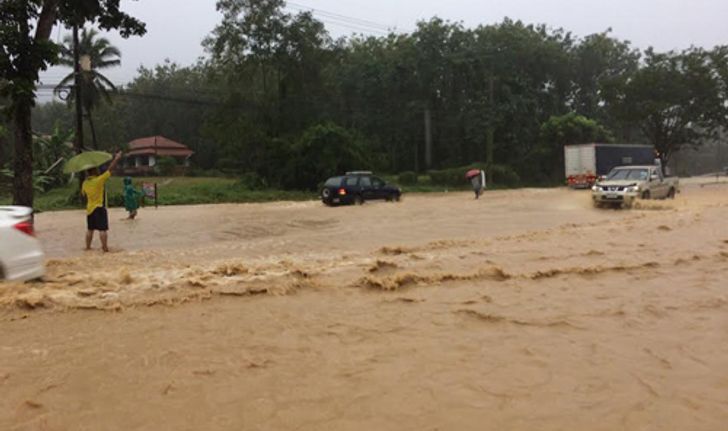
[0, 206, 45, 282]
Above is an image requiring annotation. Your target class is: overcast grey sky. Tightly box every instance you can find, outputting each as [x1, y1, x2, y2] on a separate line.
[38, 0, 728, 97]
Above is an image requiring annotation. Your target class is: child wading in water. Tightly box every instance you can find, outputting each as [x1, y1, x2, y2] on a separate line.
[123, 177, 142, 220]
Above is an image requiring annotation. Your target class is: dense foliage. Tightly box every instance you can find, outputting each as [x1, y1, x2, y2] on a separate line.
[19, 0, 728, 196]
[1, 0, 145, 206]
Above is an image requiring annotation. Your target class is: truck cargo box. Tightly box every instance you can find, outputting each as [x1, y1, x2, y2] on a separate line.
[565, 144, 654, 188]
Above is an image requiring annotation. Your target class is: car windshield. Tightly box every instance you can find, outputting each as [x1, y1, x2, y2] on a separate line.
[324, 177, 342, 187]
[607, 169, 649, 181]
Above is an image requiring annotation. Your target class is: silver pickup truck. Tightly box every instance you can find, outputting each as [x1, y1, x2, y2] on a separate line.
[591, 165, 679, 208]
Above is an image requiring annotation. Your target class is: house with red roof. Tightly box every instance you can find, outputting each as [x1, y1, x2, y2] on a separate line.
[118, 136, 194, 176]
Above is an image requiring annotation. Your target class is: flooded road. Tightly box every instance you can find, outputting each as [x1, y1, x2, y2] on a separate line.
[2, 184, 727, 430]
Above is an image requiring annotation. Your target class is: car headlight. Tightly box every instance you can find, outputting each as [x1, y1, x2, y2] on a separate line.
[625, 186, 639, 193]
[591, 185, 600, 192]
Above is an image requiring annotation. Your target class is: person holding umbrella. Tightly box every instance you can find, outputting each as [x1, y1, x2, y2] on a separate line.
[65, 151, 123, 252]
[465, 168, 486, 199]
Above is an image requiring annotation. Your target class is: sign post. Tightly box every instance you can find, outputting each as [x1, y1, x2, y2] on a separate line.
[142, 182, 158, 208]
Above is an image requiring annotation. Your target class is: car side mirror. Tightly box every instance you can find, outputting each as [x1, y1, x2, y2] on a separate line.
[650, 174, 659, 181]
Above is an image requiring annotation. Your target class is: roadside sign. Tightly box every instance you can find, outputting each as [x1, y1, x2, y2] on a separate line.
[142, 182, 158, 208]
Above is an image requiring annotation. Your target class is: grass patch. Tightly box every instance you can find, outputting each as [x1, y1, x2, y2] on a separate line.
[1, 177, 315, 212]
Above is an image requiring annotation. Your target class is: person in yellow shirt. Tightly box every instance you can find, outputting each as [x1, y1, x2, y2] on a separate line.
[82, 151, 122, 252]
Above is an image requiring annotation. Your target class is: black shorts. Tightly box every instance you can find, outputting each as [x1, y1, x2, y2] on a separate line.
[87, 207, 109, 231]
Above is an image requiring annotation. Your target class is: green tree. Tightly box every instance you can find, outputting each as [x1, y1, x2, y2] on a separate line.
[618, 48, 721, 164]
[0, 0, 145, 207]
[26, 8, 728, 191]
[537, 113, 613, 181]
[204, 0, 338, 176]
[56, 27, 122, 149]
[710, 46, 728, 131]
[32, 100, 74, 134]
[571, 31, 640, 124]
[110, 62, 213, 153]
[0, 120, 10, 179]
[33, 123, 74, 187]
[282, 122, 369, 190]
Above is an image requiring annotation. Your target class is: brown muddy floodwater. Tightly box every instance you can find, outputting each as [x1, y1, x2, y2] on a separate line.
[1, 184, 728, 430]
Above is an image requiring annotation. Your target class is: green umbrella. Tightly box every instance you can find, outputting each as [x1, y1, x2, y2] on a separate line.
[63, 151, 113, 174]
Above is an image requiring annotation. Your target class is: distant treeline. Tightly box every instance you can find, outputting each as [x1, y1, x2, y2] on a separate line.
[27, 0, 728, 190]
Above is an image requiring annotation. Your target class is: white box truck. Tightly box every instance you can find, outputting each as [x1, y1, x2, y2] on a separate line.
[565, 143, 655, 188]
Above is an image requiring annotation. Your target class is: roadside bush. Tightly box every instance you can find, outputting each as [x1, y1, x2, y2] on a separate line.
[107, 193, 124, 208]
[281, 122, 370, 190]
[64, 188, 84, 206]
[428, 168, 459, 187]
[0, 167, 12, 196]
[237, 172, 268, 190]
[155, 156, 178, 176]
[489, 164, 521, 187]
[398, 171, 418, 185]
[187, 168, 227, 177]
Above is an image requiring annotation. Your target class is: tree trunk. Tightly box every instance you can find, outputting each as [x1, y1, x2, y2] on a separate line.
[9, 0, 59, 208]
[73, 24, 85, 153]
[36, 1, 60, 41]
[12, 100, 34, 207]
[87, 109, 98, 149]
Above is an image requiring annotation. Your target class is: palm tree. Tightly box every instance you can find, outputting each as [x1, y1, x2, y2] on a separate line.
[55, 28, 121, 149]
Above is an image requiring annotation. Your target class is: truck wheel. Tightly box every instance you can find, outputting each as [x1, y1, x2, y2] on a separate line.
[667, 188, 676, 199]
[641, 191, 651, 200]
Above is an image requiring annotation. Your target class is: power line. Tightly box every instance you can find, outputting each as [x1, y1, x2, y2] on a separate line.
[287, 2, 392, 31]
[34, 84, 428, 118]
[285, 2, 401, 36]
[313, 18, 390, 36]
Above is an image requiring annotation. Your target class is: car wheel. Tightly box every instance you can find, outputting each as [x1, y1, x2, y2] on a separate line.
[354, 195, 363, 206]
[667, 188, 676, 199]
[641, 191, 651, 200]
[321, 188, 331, 199]
[394, 193, 401, 202]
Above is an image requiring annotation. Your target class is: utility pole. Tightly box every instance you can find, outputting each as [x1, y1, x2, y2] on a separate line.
[424, 107, 432, 169]
[72, 23, 84, 155]
[485, 73, 495, 184]
[414, 133, 419, 173]
[718, 134, 723, 181]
